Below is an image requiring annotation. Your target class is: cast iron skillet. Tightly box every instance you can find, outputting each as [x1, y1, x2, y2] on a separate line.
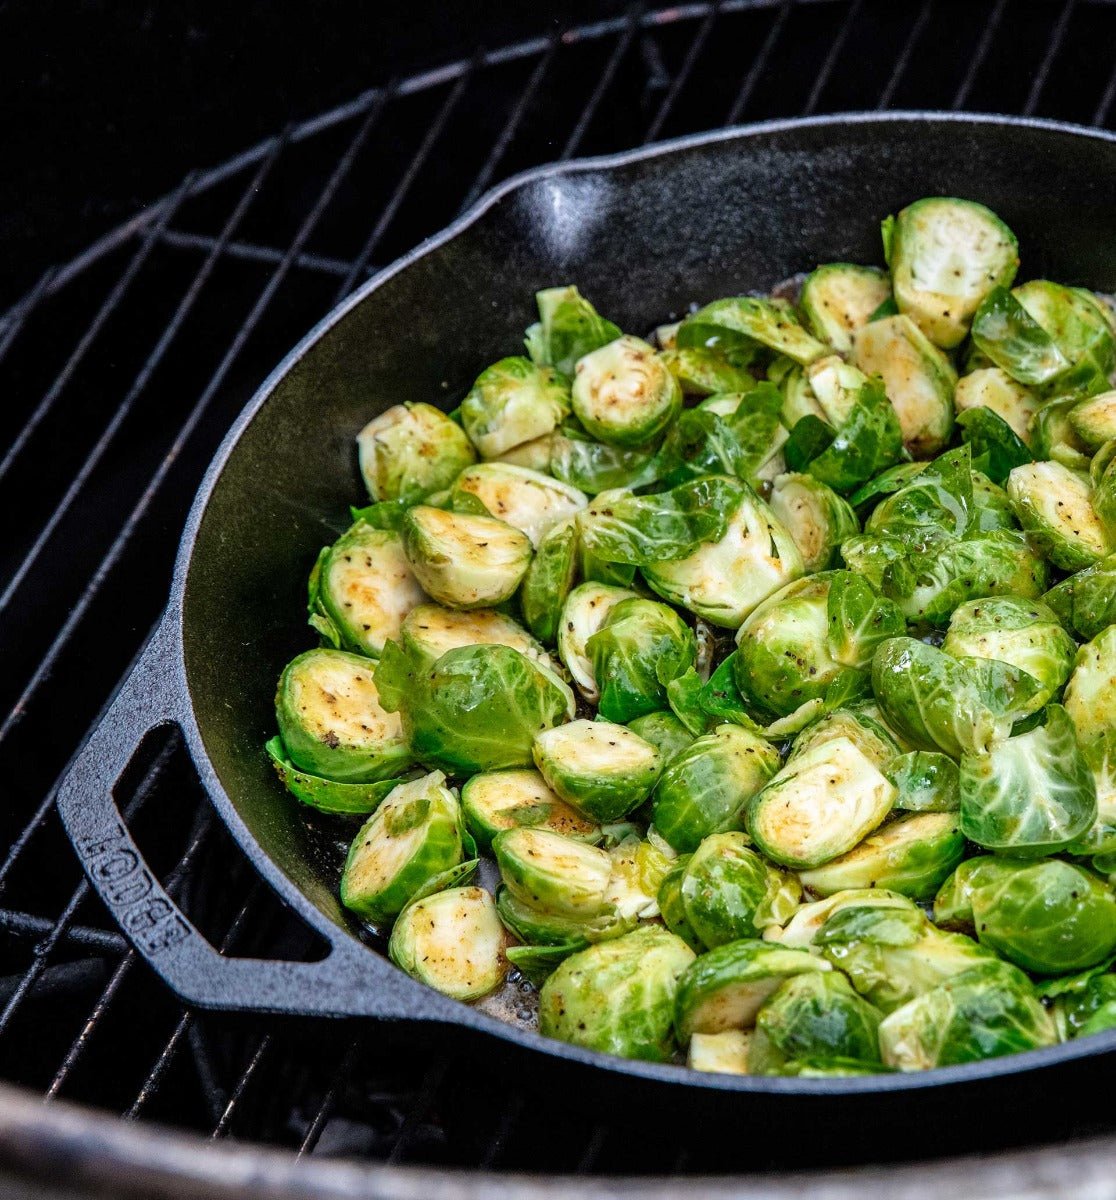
[53, 113, 1116, 1138]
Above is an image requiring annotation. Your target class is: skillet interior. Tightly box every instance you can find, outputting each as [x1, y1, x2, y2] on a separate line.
[180, 111, 1116, 1021]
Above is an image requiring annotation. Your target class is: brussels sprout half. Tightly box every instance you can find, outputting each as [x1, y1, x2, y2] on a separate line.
[533, 719, 662, 823]
[571, 335, 682, 448]
[688, 1030, 753, 1075]
[460, 357, 570, 459]
[1065, 626, 1116, 746]
[749, 971, 883, 1076]
[941, 597, 1076, 717]
[674, 939, 828, 1041]
[557, 581, 639, 703]
[451, 463, 587, 548]
[953, 368, 1040, 445]
[1032, 395, 1093, 471]
[798, 812, 965, 900]
[747, 736, 897, 870]
[887, 751, 960, 813]
[276, 649, 412, 783]
[1006, 461, 1110, 572]
[399, 604, 557, 675]
[401, 505, 532, 609]
[885, 197, 1019, 349]
[644, 483, 804, 630]
[628, 710, 696, 765]
[493, 827, 612, 919]
[356, 402, 477, 503]
[652, 724, 781, 854]
[679, 833, 797, 950]
[388, 886, 508, 1001]
[525, 285, 622, 378]
[769, 473, 860, 573]
[538, 926, 696, 1061]
[340, 772, 465, 923]
[660, 347, 757, 396]
[1069, 732, 1116, 857]
[789, 703, 904, 771]
[800, 264, 892, 355]
[878, 961, 1057, 1071]
[1070, 390, 1116, 451]
[460, 769, 600, 852]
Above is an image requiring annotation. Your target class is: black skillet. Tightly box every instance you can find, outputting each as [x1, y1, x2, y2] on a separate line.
[53, 114, 1116, 1155]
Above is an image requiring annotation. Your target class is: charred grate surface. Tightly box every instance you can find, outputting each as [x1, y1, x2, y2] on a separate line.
[4, 0, 1116, 1177]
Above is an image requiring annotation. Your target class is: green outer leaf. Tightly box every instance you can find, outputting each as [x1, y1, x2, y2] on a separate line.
[677, 297, 827, 366]
[806, 379, 904, 494]
[506, 941, 587, 985]
[521, 517, 579, 644]
[825, 572, 906, 669]
[264, 738, 414, 816]
[679, 833, 774, 949]
[971, 287, 1070, 385]
[957, 406, 1033, 486]
[784, 415, 835, 471]
[887, 751, 960, 812]
[525, 285, 622, 377]
[549, 426, 662, 495]
[666, 667, 716, 737]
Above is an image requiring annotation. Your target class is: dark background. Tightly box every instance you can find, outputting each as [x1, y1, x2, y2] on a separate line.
[3, 1, 631, 308]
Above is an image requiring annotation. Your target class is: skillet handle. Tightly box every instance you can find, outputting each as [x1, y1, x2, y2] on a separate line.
[55, 612, 418, 1021]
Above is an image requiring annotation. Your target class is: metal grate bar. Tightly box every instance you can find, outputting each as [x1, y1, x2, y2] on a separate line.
[1023, 0, 1078, 116]
[876, 0, 933, 110]
[643, 1, 720, 143]
[158, 227, 357, 279]
[725, 0, 793, 124]
[0, 99, 383, 753]
[210, 1034, 274, 1138]
[458, 38, 559, 215]
[1095, 58, 1116, 127]
[478, 1092, 524, 1170]
[802, 0, 862, 116]
[385, 1059, 450, 1165]
[0, 175, 195, 485]
[45, 806, 213, 1100]
[952, 0, 1009, 109]
[0, 267, 57, 364]
[560, 7, 641, 160]
[0, 909, 126, 956]
[0, 136, 287, 626]
[334, 72, 468, 302]
[575, 1123, 608, 1173]
[298, 1034, 365, 1156]
[0, 736, 181, 1040]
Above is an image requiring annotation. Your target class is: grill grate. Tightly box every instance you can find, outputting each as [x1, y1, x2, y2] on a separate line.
[4, 0, 1116, 1179]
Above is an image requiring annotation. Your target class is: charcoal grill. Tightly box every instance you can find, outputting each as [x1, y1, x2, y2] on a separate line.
[5, 3, 1116, 1196]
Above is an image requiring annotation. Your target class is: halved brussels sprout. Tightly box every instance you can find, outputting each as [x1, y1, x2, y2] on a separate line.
[556, 581, 639, 702]
[375, 642, 572, 774]
[800, 264, 892, 354]
[660, 347, 757, 396]
[749, 971, 883, 1076]
[495, 885, 614, 948]
[570, 335, 682, 448]
[451, 463, 587, 548]
[627, 710, 696, 765]
[533, 719, 661, 823]
[971, 287, 1071, 388]
[959, 705, 1096, 856]
[953, 368, 1039, 444]
[460, 357, 571, 459]
[492, 827, 612, 918]
[1064, 625, 1116, 746]
[1006, 461, 1110, 572]
[677, 297, 827, 366]
[878, 961, 1056, 1071]
[768, 473, 859, 572]
[308, 523, 427, 658]
[276, 649, 412, 783]
[1070, 390, 1116, 450]
[388, 886, 508, 1001]
[852, 314, 957, 458]
[789, 703, 903, 771]
[399, 604, 556, 675]
[871, 637, 1010, 759]
[733, 575, 863, 721]
[798, 812, 964, 900]
[401, 505, 532, 609]
[264, 738, 414, 816]
[525, 285, 621, 377]
[1069, 733, 1116, 857]
[688, 1030, 752, 1075]
[520, 516, 579, 645]
[1045, 553, 1116, 642]
[340, 772, 464, 923]
[674, 939, 827, 1041]
[586, 598, 696, 724]
[652, 724, 781, 854]
[356, 402, 476, 503]
[657, 856, 702, 952]
[538, 926, 695, 1061]
[679, 833, 794, 949]
[460, 769, 599, 851]
[644, 483, 804, 630]
[816, 898, 994, 1013]
[885, 197, 1018, 349]
[1032, 394, 1092, 471]
[941, 597, 1076, 717]
[746, 736, 896, 869]
[935, 855, 1116, 976]
[887, 751, 960, 813]
[496, 433, 555, 472]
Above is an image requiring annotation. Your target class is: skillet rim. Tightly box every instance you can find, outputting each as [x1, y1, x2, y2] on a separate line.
[170, 110, 1116, 1095]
